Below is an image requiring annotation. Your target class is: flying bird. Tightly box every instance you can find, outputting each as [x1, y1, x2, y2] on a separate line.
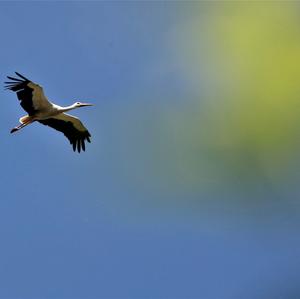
[5, 72, 93, 153]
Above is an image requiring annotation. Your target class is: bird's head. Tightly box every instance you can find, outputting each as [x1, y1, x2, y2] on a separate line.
[74, 101, 94, 108]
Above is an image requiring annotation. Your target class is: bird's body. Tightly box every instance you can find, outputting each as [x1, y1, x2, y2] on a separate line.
[5, 72, 93, 152]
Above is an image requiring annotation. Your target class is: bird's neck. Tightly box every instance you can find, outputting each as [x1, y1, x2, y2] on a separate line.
[59, 104, 77, 113]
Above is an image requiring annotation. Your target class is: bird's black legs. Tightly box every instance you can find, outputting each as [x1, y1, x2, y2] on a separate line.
[10, 123, 26, 133]
[10, 127, 19, 133]
[10, 120, 33, 133]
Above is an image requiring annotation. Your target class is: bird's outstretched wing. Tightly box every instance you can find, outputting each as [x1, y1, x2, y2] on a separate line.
[38, 113, 91, 153]
[5, 72, 52, 115]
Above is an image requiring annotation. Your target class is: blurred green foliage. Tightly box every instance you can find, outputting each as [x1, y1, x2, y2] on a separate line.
[166, 3, 300, 189]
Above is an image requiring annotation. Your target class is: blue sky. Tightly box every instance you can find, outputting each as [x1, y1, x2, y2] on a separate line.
[1, 2, 300, 299]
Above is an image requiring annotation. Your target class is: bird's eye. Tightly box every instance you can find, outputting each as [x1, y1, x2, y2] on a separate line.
[76, 102, 80, 105]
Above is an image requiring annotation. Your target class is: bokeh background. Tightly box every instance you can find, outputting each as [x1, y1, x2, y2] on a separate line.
[1, 1, 300, 298]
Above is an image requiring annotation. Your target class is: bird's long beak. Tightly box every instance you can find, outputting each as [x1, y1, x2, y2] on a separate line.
[80, 103, 94, 107]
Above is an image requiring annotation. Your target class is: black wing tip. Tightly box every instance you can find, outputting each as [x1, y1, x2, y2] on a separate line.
[5, 72, 30, 82]
[4, 72, 31, 91]
[71, 136, 90, 153]
[86, 131, 91, 143]
[72, 141, 76, 152]
[15, 72, 30, 81]
[6, 76, 22, 82]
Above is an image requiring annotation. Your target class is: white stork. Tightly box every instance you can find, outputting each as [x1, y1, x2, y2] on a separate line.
[5, 72, 93, 153]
